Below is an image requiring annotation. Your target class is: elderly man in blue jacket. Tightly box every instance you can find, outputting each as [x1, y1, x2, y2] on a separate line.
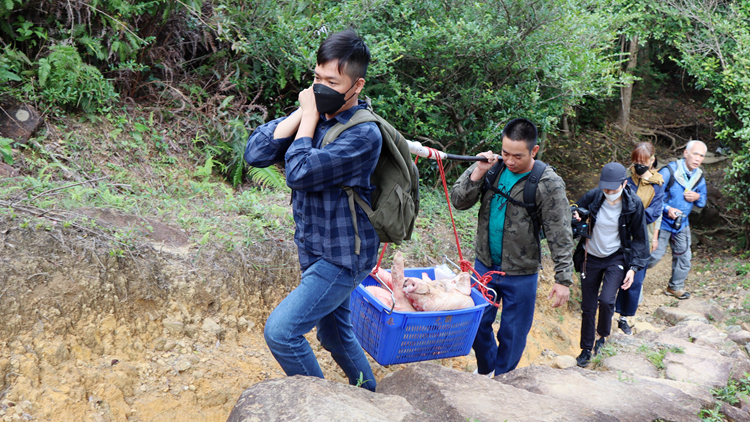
[648, 140, 708, 300]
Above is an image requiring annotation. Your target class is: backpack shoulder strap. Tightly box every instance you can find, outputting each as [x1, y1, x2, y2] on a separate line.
[481, 160, 506, 195]
[665, 162, 704, 192]
[525, 160, 548, 263]
[693, 169, 705, 192]
[524, 160, 547, 208]
[665, 163, 676, 191]
[482, 159, 547, 262]
[321, 108, 378, 148]
[319, 107, 380, 255]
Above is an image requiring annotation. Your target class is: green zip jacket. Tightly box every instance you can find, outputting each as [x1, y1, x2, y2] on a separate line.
[450, 163, 575, 286]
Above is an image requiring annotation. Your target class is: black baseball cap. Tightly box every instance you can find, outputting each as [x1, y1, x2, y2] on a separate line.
[599, 162, 627, 190]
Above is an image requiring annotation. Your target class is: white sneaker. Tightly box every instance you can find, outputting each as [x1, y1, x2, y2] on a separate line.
[472, 368, 495, 378]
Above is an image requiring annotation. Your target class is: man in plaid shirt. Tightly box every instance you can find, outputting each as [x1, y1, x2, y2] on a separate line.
[244, 30, 381, 391]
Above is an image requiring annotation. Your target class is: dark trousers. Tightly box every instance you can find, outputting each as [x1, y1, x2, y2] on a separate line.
[580, 251, 626, 351]
[472, 259, 538, 376]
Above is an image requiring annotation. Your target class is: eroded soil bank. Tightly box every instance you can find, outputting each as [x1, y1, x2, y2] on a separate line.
[0, 217, 301, 421]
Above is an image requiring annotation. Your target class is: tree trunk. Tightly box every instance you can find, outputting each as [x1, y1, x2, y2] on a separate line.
[537, 131, 546, 161]
[617, 35, 639, 133]
[562, 114, 571, 140]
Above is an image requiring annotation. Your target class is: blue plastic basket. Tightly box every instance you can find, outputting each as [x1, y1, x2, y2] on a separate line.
[351, 267, 489, 366]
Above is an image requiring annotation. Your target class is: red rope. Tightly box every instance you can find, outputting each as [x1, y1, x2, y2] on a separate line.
[372, 243, 388, 274]
[428, 148, 503, 307]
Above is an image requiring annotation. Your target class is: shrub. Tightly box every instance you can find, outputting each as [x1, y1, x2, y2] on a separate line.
[38, 45, 118, 114]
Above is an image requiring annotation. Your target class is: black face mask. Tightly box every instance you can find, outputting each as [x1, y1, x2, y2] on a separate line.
[633, 164, 649, 175]
[313, 81, 358, 115]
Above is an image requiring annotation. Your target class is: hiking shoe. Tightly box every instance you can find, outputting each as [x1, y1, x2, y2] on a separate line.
[576, 350, 592, 368]
[618, 318, 633, 336]
[664, 287, 691, 300]
[593, 337, 606, 356]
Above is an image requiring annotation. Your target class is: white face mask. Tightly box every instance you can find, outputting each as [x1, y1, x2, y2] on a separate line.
[604, 187, 623, 202]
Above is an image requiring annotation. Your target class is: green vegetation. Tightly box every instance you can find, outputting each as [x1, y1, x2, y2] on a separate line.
[0, 123, 295, 251]
[354, 371, 371, 388]
[590, 341, 619, 367]
[736, 263, 750, 278]
[0, 0, 631, 184]
[699, 404, 724, 422]
[712, 373, 750, 406]
[703, 373, 750, 421]
[633, 344, 685, 371]
[1, 0, 749, 253]
[645, 347, 680, 370]
[37, 45, 119, 114]
[0, 137, 13, 164]
[655, 1, 750, 249]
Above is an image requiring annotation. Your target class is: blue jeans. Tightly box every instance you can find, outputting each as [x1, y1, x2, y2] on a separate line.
[472, 259, 538, 376]
[263, 259, 376, 391]
[615, 266, 645, 317]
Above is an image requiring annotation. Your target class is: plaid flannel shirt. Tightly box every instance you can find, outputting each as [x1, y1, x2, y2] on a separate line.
[244, 101, 382, 273]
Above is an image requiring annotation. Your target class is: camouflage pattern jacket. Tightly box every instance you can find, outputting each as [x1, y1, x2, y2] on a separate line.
[450, 162, 575, 286]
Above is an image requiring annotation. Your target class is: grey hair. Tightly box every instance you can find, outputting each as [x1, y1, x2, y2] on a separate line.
[686, 140, 707, 153]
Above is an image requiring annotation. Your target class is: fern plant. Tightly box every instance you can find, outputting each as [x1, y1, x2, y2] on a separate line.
[37, 45, 118, 113]
[247, 166, 286, 190]
[199, 117, 287, 190]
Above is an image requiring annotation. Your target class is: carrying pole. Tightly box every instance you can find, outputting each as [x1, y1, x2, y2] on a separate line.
[406, 140, 493, 162]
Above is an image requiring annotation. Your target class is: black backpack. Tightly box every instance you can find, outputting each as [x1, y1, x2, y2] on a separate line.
[481, 159, 548, 262]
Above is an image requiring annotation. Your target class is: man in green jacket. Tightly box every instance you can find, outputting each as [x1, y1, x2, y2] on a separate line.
[450, 118, 575, 377]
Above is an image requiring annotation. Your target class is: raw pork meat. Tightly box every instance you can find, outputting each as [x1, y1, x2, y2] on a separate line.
[402, 271, 475, 312]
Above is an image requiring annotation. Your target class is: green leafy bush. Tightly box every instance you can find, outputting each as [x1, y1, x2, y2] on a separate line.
[0, 51, 23, 83]
[0, 137, 14, 164]
[218, 0, 631, 182]
[38, 45, 118, 113]
[659, 1, 750, 249]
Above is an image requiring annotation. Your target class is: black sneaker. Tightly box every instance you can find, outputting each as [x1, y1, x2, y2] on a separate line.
[618, 318, 633, 336]
[593, 337, 606, 355]
[576, 350, 592, 367]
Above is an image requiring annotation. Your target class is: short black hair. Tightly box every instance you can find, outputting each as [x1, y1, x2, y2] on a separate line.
[317, 29, 370, 80]
[502, 118, 538, 152]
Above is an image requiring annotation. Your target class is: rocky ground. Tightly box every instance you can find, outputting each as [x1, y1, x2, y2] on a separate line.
[224, 274, 750, 422]
[0, 205, 747, 422]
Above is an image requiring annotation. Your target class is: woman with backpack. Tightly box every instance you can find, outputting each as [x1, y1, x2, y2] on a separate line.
[572, 162, 649, 368]
[614, 142, 665, 335]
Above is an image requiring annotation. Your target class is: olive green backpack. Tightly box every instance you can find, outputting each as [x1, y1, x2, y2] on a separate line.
[321, 106, 420, 253]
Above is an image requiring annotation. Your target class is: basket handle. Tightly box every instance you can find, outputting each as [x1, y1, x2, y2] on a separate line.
[442, 255, 498, 302]
[372, 271, 396, 315]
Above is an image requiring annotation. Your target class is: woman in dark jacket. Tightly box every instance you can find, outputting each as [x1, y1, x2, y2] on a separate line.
[572, 162, 649, 368]
[615, 142, 665, 335]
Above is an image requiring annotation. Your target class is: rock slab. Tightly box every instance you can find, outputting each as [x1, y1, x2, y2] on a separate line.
[496, 365, 703, 422]
[602, 352, 659, 378]
[377, 363, 613, 422]
[226, 375, 428, 422]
